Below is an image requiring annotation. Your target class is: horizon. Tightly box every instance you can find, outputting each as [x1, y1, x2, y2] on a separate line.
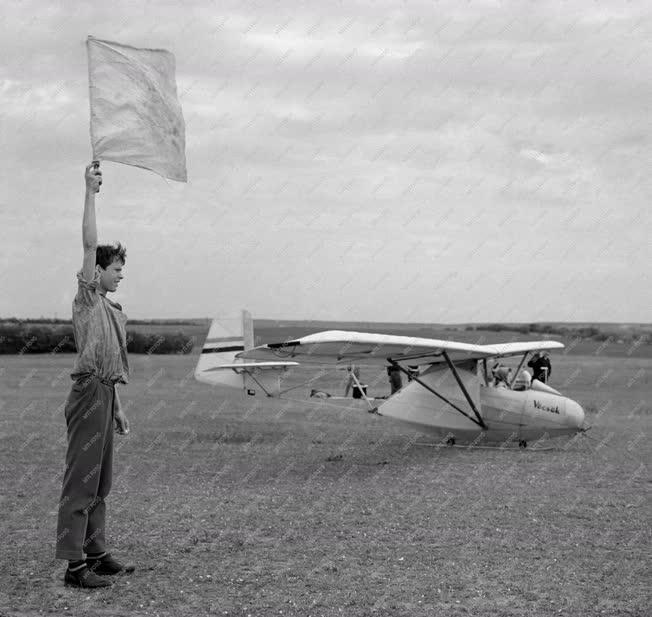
[3, 315, 650, 328]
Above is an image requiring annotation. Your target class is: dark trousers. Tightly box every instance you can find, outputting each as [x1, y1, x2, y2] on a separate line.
[352, 385, 367, 399]
[56, 376, 115, 560]
[389, 374, 402, 394]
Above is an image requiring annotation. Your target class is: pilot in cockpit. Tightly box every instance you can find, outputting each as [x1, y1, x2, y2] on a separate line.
[491, 363, 512, 387]
[512, 369, 532, 391]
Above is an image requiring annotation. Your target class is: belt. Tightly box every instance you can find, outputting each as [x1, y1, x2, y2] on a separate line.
[76, 373, 119, 387]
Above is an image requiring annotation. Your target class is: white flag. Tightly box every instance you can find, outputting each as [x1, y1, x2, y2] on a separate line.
[87, 36, 187, 182]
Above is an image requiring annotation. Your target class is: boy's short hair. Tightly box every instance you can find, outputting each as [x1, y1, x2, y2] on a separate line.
[96, 242, 127, 269]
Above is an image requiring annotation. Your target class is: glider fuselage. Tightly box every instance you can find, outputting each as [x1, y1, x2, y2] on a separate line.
[378, 366, 585, 444]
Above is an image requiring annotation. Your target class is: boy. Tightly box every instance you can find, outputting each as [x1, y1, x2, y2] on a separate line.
[55, 163, 134, 588]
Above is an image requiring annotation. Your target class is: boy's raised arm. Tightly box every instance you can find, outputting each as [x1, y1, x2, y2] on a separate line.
[81, 162, 102, 281]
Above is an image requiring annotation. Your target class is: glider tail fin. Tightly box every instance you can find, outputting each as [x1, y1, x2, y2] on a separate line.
[194, 310, 297, 396]
[194, 310, 252, 388]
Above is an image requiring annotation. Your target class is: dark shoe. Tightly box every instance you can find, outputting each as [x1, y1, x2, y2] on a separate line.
[64, 566, 113, 588]
[86, 553, 135, 576]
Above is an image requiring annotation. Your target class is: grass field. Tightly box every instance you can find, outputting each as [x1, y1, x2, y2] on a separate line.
[0, 350, 649, 617]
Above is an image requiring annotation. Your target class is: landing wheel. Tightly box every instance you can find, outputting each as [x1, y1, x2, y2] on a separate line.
[446, 436, 456, 446]
[518, 440, 527, 449]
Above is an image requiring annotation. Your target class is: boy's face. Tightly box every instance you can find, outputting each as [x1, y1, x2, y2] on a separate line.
[97, 259, 124, 294]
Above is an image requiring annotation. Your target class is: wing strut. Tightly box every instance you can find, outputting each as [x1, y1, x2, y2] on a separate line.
[348, 368, 377, 412]
[242, 369, 274, 397]
[509, 352, 529, 389]
[442, 351, 487, 429]
[388, 360, 486, 429]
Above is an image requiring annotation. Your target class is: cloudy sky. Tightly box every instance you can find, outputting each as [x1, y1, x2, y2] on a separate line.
[1, 0, 650, 322]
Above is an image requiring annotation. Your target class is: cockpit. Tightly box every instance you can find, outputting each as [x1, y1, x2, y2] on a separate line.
[485, 360, 562, 396]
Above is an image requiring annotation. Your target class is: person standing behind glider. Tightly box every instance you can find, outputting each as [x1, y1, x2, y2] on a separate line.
[55, 163, 134, 588]
[344, 364, 361, 397]
[387, 364, 403, 394]
[528, 352, 552, 383]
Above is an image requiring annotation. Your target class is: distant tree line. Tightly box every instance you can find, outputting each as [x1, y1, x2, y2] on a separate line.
[1, 317, 206, 326]
[464, 323, 644, 343]
[0, 322, 195, 354]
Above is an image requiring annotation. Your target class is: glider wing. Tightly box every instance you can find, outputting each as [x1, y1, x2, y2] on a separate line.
[237, 331, 564, 366]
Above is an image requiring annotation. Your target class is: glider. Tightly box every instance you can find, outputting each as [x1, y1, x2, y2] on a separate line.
[195, 311, 585, 447]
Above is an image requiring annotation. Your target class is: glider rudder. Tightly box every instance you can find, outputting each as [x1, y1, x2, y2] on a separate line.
[194, 311, 251, 388]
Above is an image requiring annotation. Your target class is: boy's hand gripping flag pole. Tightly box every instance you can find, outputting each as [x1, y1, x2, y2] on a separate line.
[86, 36, 187, 182]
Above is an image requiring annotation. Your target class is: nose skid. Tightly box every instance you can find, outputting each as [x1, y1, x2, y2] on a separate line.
[566, 399, 585, 430]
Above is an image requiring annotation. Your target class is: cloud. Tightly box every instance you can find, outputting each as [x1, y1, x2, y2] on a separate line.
[1, 0, 650, 321]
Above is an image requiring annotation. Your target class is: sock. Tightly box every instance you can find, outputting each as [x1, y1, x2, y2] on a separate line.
[87, 551, 108, 560]
[68, 560, 86, 572]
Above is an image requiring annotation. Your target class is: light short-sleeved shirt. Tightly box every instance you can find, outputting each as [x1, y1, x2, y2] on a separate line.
[70, 270, 129, 384]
